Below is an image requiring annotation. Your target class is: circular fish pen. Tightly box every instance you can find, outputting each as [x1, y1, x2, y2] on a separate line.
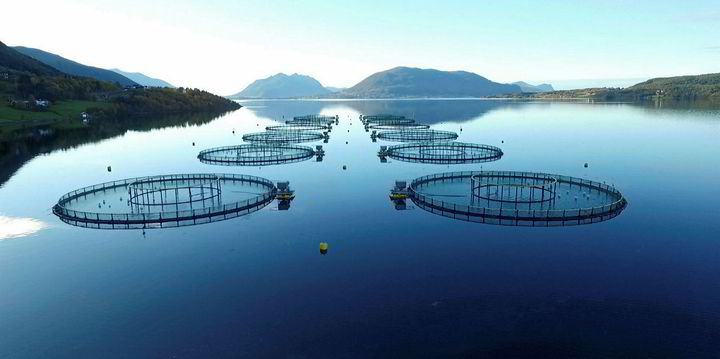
[266, 124, 329, 132]
[53, 174, 277, 229]
[380, 142, 503, 164]
[288, 115, 338, 125]
[198, 144, 318, 166]
[407, 170, 627, 226]
[367, 123, 430, 131]
[242, 131, 326, 144]
[363, 116, 415, 126]
[362, 114, 407, 122]
[376, 129, 459, 142]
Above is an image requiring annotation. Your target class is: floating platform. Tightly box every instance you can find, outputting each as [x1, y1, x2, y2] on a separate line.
[404, 170, 627, 226]
[52, 174, 278, 229]
[242, 131, 326, 144]
[375, 129, 459, 142]
[378, 142, 503, 164]
[198, 144, 321, 166]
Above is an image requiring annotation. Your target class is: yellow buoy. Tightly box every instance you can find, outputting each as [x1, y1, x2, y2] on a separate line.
[319, 242, 329, 255]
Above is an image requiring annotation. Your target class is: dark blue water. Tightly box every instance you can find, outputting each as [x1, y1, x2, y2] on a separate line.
[1, 100, 719, 358]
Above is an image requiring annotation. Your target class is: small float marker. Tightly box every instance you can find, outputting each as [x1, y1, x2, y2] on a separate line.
[107, 166, 112, 172]
[319, 242, 329, 255]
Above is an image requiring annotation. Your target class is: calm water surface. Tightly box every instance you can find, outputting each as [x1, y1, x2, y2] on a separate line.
[1, 100, 719, 358]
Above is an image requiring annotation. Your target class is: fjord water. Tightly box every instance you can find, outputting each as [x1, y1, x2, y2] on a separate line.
[1, 100, 719, 357]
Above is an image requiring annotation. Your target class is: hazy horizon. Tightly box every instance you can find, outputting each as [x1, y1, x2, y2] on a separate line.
[2, 0, 718, 94]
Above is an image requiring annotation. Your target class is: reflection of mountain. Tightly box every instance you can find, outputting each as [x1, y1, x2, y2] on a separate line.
[240, 99, 530, 124]
[0, 112, 227, 187]
[340, 100, 530, 124]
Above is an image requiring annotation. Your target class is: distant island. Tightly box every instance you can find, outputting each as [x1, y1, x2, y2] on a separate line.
[500, 73, 720, 101]
[229, 73, 331, 99]
[337, 67, 521, 98]
[230, 67, 555, 99]
[229, 66, 720, 102]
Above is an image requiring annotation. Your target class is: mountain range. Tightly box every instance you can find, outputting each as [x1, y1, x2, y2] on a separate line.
[502, 73, 720, 101]
[342, 67, 521, 98]
[230, 73, 331, 98]
[229, 67, 556, 99]
[0, 42, 58, 75]
[13, 46, 137, 86]
[0, 41, 239, 118]
[512, 81, 554, 93]
[10, 46, 172, 88]
[111, 68, 174, 87]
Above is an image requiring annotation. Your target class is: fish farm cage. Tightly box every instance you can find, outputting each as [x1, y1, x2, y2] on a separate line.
[361, 114, 407, 121]
[198, 144, 322, 166]
[266, 124, 330, 132]
[366, 123, 430, 131]
[378, 142, 503, 164]
[362, 115, 415, 126]
[242, 131, 327, 144]
[402, 170, 627, 226]
[288, 115, 338, 125]
[52, 174, 278, 229]
[375, 129, 459, 142]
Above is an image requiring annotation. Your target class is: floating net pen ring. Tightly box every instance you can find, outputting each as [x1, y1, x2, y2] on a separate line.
[198, 144, 317, 166]
[286, 119, 336, 126]
[242, 131, 325, 144]
[293, 114, 338, 121]
[406, 170, 628, 226]
[365, 118, 415, 125]
[418, 147, 466, 156]
[266, 124, 329, 132]
[375, 129, 458, 142]
[362, 114, 408, 122]
[379, 142, 502, 164]
[367, 123, 430, 131]
[288, 115, 338, 125]
[52, 173, 278, 229]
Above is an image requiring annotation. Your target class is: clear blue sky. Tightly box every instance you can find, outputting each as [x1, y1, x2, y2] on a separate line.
[2, 0, 718, 93]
